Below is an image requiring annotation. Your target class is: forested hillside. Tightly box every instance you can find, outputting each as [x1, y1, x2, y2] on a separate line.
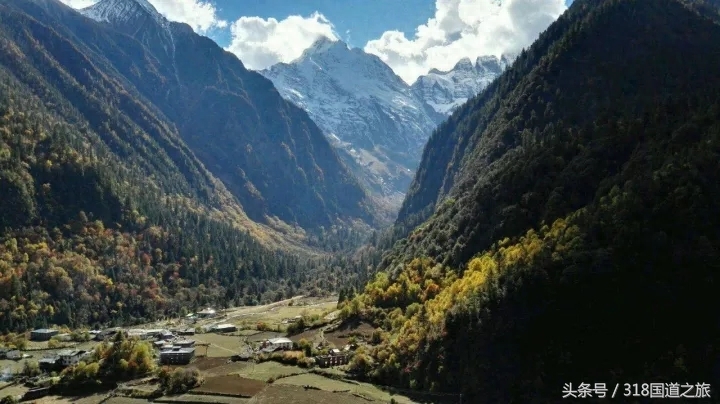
[0, 0, 368, 333]
[341, 0, 720, 401]
[0, 64, 361, 331]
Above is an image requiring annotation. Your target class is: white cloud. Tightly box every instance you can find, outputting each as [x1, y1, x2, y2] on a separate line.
[151, 0, 227, 32]
[364, 0, 567, 84]
[225, 12, 338, 71]
[59, 0, 227, 33]
[60, 0, 97, 8]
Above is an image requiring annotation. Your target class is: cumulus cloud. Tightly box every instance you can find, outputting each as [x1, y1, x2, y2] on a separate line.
[364, 0, 567, 84]
[59, 0, 227, 33]
[151, 0, 227, 32]
[225, 12, 338, 71]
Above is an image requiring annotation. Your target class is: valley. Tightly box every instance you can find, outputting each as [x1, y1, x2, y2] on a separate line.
[1, 0, 719, 402]
[0, 296, 421, 404]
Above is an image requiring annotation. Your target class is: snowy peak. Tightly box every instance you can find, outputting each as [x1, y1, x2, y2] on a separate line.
[411, 54, 513, 115]
[301, 37, 347, 57]
[475, 55, 502, 72]
[81, 0, 165, 26]
[260, 43, 443, 206]
[453, 57, 475, 71]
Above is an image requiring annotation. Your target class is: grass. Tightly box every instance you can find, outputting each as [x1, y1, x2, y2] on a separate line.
[275, 373, 415, 403]
[227, 298, 338, 331]
[105, 398, 154, 404]
[248, 384, 376, 404]
[287, 329, 321, 344]
[192, 375, 266, 397]
[324, 321, 376, 347]
[244, 332, 285, 344]
[193, 334, 246, 357]
[233, 362, 306, 382]
[237, 330, 261, 337]
[155, 394, 251, 404]
[0, 383, 28, 399]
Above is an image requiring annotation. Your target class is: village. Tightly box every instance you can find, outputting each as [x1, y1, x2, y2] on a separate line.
[0, 296, 419, 404]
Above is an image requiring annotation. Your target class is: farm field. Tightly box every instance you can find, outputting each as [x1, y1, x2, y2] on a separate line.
[155, 393, 251, 404]
[19, 393, 109, 404]
[287, 328, 321, 344]
[0, 382, 28, 398]
[183, 357, 252, 377]
[192, 375, 267, 397]
[276, 373, 415, 403]
[193, 333, 245, 357]
[246, 384, 381, 404]
[104, 398, 151, 404]
[243, 332, 284, 344]
[233, 362, 306, 382]
[225, 297, 338, 330]
[0, 296, 424, 404]
[323, 321, 376, 347]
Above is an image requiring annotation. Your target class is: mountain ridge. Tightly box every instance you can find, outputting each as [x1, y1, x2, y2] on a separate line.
[260, 37, 444, 210]
[411, 54, 514, 116]
[340, 0, 720, 401]
[0, 0, 367, 332]
[26, 0, 378, 232]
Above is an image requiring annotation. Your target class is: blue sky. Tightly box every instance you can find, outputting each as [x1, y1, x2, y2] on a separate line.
[211, 0, 437, 49]
[62, 0, 574, 84]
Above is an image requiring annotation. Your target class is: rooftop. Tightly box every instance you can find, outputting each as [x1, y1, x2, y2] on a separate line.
[160, 347, 195, 354]
[32, 328, 56, 333]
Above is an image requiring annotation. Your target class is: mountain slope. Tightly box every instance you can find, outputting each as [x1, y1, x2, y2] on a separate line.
[0, 0, 368, 332]
[411, 55, 512, 116]
[23, 0, 374, 231]
[261, 38, 443, 209]
[343, 0, 720, 401]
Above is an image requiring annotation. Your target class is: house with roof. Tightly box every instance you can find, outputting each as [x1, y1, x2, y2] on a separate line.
[38, 356, 59, 372]
[57, 350, 90, 367]
[316, 352, 351, 367]
[159, 347, 195, 365]
[260, 337, 293, 351]
[212, 324, 237, 333]
[31, 329, 59, 341]
[173, 339, 196, 348]
[95, 328, 122, 341]
[178, 328, 195, 336]
[197, 308, 217, 318]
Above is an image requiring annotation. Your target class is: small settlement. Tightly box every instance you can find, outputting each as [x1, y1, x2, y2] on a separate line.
[16, 304, 358, 378]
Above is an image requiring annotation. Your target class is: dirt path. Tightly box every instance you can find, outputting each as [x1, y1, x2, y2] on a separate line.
[211, 343, 240, 355]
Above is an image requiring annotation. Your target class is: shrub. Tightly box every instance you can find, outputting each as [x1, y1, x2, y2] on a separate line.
[47, 338, 61, 349]
[21, 360, 40, 377]
[70, 330, 91, 342]
[158, 367, 203, 394]
[0, 395, 19, 404]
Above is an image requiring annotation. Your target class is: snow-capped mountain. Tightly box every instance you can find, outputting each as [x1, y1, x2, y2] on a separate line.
[81, 0, 163, 24]
[412, 55, 515, 116]
[261, 38, 444, 207]
[80, 0, 182, 64]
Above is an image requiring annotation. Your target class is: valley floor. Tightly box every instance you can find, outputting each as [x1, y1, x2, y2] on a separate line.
[0, 297, 419, 404]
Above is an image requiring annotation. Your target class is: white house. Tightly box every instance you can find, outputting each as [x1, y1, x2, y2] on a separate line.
[212, 324, 237, 333]
[57, 350, 90, 366]
[197, 308, 217, 318]
[263, 337, 293, 351]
